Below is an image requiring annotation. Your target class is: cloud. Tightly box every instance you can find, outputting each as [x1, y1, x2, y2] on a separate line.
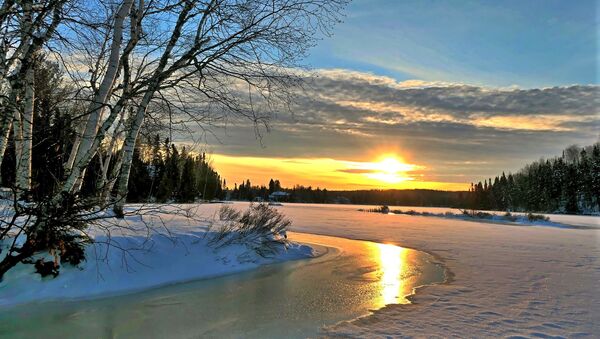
[301, 70, 599, 129]
[337, 168, 375, 174]
[181, 68, 598, 185]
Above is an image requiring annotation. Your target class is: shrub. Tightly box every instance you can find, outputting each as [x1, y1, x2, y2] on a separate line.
[474, 211, 493, 219]
[527, 213, 550, 222]
[34, 259, 59, 278]
[0, 192, 94, 280]
[209, 204, 291, 257]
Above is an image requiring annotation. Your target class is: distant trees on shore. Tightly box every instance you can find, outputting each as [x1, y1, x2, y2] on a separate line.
[468, 143, 599, 214]
[229, 178, 466, 207]
[231, 179, 285, 201]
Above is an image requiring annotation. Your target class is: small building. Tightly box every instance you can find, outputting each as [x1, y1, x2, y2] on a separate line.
[269, 191, 290, 202]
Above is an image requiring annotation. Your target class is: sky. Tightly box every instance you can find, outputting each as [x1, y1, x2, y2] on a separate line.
[185, 0, 599, 191]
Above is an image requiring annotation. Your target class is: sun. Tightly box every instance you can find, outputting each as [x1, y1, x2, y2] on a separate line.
[365, 155, 417, 184]
[375, 157, 408, 174]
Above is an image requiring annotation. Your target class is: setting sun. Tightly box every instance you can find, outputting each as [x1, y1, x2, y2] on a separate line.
[360, 155, 420, 184]
[374, 157, 413, 174]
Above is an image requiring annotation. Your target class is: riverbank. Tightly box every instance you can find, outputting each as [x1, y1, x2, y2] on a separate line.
[359, 206, 597, 229]
[2, 202, 597, 337]
[0, 205, 314, 307]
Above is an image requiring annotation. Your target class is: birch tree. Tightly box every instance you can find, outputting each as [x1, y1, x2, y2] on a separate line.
[0, 0, 66, 192]
[107, 0, 347, 214]
[0, 0, 346, 278]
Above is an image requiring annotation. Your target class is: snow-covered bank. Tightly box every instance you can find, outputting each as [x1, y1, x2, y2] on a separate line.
[0, 205, 313, 307]
[260, 203, 599, 338]
[360, 207, 586, 229]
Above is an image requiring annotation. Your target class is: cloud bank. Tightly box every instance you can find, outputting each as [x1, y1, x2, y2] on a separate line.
[184, 69, 598, 186]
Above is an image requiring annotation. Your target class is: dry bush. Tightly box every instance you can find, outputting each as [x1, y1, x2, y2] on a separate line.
[208, 204, 291, 257]
[527, 213, 550, 222]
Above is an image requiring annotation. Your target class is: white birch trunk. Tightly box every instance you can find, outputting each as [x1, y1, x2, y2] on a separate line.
[0, 113, 12, 171]
[15, 66, 34, 191]
[100, 145, 124, 204]
[0, 0, 62, 173]
[64, 0, 134, 178]
[12, 108, 22, 184]
[112, 2, 195, 214]
[0, 41, 10, 169]
[52, 97, 122, 202]
[113, 92, 150, 213]
[96, 109, 124, 200]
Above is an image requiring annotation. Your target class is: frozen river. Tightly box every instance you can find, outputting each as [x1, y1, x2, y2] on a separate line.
[0, 232, 445, 338]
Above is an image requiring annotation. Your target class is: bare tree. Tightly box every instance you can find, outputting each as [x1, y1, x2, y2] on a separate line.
[0, 0, 66, 182]
[0, 0, 346, 278]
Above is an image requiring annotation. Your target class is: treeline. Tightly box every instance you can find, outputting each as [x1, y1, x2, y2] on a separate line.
[468, 143, 600, 214]
[229, 178, 466, 207]
[231, 179, 333, 203]
[127, 135, 225, 203]
[328, 189, 467, 207]
[0, 59, 224, 204]
[231, 179, 286, 201]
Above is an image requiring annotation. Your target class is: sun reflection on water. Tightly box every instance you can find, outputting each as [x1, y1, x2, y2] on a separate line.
[374, 243, 410, 306]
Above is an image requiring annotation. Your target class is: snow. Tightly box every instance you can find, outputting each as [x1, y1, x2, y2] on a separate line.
[0, 205, 313, 307]
[361, 208, 587, 229]
[264, 203, 599, 338]
[1, 202, 598, 338]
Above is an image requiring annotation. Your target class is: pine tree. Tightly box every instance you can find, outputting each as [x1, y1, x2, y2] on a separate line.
[127, 145, 152, 202]
[178, 156, 198, 202]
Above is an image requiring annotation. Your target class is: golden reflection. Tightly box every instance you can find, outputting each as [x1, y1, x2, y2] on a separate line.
[374, 243, 411, 305]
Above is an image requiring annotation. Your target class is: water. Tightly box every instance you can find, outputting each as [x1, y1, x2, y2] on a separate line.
[0, 233, 444, 339]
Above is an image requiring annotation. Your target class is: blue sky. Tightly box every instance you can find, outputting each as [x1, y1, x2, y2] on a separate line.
[305, 0, 598, 87]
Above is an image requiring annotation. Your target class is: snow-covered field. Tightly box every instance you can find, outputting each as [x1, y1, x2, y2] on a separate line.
[269, 203, 600, 338]
[1, 202, 599, 338]
[0, 205, 313, 307]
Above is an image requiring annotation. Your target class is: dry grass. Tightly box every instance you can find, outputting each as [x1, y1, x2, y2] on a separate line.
[208, 204, 291, 257]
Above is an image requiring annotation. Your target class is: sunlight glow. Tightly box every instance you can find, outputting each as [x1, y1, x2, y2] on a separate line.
[210, 153, 469, 191]
[359, 155, 419, 184]
[375, 157, 411, 174]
